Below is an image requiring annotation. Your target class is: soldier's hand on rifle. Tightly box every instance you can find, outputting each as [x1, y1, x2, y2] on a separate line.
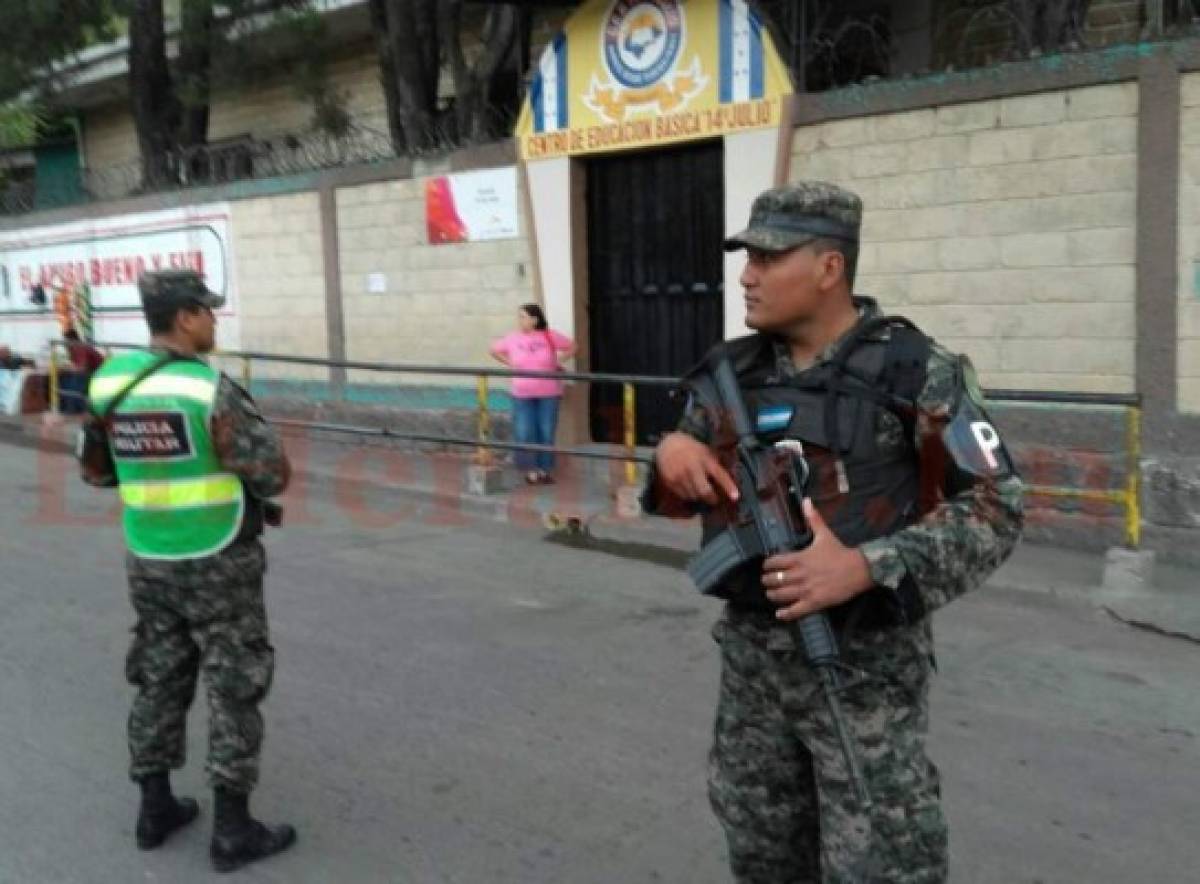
[654, 432, 740, 506]
[762, 499, 874, 621]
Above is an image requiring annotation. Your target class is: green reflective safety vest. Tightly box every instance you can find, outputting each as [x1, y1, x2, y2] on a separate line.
[89, 349, 245, 560]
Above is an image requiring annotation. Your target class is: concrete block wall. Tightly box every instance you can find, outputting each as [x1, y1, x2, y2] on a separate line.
[790, 82, 1139, 395]
[82, 41, 387, 183]
[208, 42, 387, 143]
[335, 172, 536, 391]
[79, 8, 573, 183]
[228, 191, 329, 381]
[1084, 0, 1144, 47]
[1177, 72, 1200, 414]
[82, 112, 140, 186]
[994, 402, 1132, 552]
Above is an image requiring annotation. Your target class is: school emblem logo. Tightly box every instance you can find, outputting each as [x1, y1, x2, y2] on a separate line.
[585, 0, 707, 122]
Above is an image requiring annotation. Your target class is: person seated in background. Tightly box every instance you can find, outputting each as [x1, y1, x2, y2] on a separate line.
[60, 330, 106, 415]
[64, 329, 105, 375]
[0, 345, 34, 370]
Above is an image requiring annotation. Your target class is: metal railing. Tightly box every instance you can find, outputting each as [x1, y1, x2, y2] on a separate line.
[47, 341, 1145, 546]
[987, 389, 1142, 549]
[49, 341, 671, 485]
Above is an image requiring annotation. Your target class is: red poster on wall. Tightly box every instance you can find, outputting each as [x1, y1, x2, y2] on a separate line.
[425, 178, 469, 244]
[425, 169, 519, 244]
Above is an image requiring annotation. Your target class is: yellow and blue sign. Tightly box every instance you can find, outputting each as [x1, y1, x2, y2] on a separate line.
[517, 0, 793, 159]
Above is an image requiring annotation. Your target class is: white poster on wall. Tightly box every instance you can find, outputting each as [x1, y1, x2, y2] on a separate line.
[425, 167, 520, 244]
[0, 202, 237, 357]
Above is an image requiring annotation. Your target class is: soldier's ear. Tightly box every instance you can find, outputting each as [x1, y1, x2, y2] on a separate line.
[816, 249, 845, 290]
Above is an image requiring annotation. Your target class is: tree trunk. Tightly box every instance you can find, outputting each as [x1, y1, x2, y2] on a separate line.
[1008, 0, 1092, 52]
[374, 0, 525, 154]
[178, 0, 215, 151]
[128, 0, 179, 188]
[379, 0, 441, 151]
[368, 0, 407, 153]
[439, 0, 471, 140]
[442, 3, 519, 143]
[1057, 0, 1091, 48]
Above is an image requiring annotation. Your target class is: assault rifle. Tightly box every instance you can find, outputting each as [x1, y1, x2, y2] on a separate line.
[685, 353, 871, 808]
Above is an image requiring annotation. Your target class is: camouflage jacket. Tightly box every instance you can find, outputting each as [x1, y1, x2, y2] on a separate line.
[210, 374, 290, 501]
[666, 298, 1025, 618]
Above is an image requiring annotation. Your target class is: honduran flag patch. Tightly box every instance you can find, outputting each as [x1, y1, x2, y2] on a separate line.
[755, 405, 793, 433]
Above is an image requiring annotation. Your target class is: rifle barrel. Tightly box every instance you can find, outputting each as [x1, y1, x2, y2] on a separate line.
[819, 667, 872, 809]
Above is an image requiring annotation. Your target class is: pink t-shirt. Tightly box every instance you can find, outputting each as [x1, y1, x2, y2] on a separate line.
[491, 329, 574, 398]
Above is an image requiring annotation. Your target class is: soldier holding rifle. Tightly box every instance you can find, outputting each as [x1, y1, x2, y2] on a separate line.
[646, 182, 1025, 883]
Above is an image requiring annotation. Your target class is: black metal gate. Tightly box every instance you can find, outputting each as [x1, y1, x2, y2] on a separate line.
[586, 141, 724, 445]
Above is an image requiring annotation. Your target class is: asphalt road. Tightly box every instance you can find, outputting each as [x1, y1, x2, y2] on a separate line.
[0, 442, 1196, 883]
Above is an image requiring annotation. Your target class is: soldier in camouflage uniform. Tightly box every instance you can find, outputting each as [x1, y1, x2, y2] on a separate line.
[645, 183, 1024, 882]
[85, 270, 296, 872]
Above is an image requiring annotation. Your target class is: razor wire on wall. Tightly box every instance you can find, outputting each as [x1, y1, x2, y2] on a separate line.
[1, 100, 519, 217]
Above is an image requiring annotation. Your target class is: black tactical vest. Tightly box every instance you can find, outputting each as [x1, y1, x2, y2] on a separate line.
[696, 316, 930, 631]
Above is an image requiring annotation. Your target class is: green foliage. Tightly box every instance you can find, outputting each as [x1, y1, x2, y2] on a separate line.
[284, 7, 351, 136]
[0, 102, 45, 148]
[184, 0, 347, 135]
[1, 1, 345, 142]
[0, 1, 121, 102]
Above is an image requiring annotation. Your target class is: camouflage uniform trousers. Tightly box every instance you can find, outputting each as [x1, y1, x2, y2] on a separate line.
[125, 539, 275, 793]
[708, 611, 948, 884]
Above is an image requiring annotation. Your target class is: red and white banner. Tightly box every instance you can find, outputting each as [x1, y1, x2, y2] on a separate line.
[0, 203, 235, 356]
[425, 168, 520, 245]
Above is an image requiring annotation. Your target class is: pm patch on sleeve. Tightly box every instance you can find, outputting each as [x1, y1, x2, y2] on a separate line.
[110, 411, 194, 461]
[941, 396, 1016, 480]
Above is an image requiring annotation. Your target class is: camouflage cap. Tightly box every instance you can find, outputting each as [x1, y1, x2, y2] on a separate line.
[723, 181, 862, 253]
[138, 269, 225, 313]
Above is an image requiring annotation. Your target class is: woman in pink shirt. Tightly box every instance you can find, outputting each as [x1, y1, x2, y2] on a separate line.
[490, 304, 576, 484]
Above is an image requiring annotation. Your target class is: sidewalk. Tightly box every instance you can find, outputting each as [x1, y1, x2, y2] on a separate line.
[4, 411, 1196, 641]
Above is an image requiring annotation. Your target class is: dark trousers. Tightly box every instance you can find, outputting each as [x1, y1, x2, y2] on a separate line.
[125, 540, 275, 793]
[707, 615, 949, 883]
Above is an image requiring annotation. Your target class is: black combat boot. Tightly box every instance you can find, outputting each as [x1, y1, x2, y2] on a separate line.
[135, 772, 199, 850]
[210, 786, 296, 873]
